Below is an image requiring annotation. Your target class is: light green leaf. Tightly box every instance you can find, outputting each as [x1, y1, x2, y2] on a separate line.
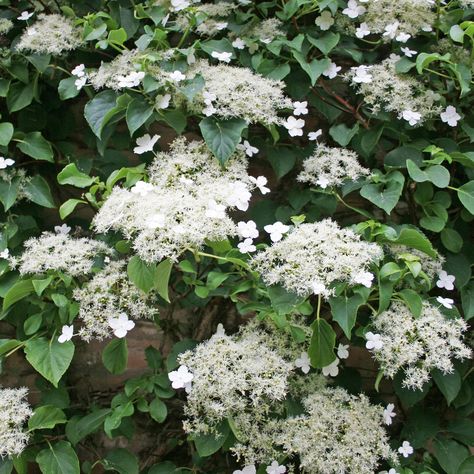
[154, 258, 173, 303]
[58, 77, 80, 101]
[360, 171, 405, 214]
[102, 338, 128, 375]
[59, 199, 86, 219]
[66, 409, 110, 446]
[127, 256, 156, 293]
[0, 177, 20, 211]
[16, 132, 54, 162]
[149, 397, 167, 423]
[28, 405, 67, 431]
[193, 421, 230, 457]
[36, 441, 80, 474]
[329, 123, 359, 147]
[3, 279, 34, 311]
[457, 180, 474, 214]
[57, 163, 95, 188]
[0, 123, 14, 146]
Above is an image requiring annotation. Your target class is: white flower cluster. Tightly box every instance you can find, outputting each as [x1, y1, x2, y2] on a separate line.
[73, 261, 156, 341]
[342, 0, 435, 42]
[176, 2, 234, 36]
[16, 14, 83, 55]
[16, 232, 112, 277]
[186, 60, 292, 124]
[0, 18, 13, 35]
[242, 18, 285, 44]
[370, 301, 472, 390]
[346, 57, 441, 125]
[297, 144, 370, 188]
[275, 387, 396, 473]
[252, 219, 383, 298]
[0, 387, 32, 458]
[93, 138, 259, 262]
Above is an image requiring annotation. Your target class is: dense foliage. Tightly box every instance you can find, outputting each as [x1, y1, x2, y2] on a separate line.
[0, 0, 473, 473]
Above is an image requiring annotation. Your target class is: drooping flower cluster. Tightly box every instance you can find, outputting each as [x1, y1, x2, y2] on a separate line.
[297, 144, 370, 188]
[93, 138, 261, 262]
[73, 261, 156, 341]
[16, 14, 84, 55]
[346, 57, 441, 125]
[15, 232, 112, 277]
[0, 387, 32, 458]
[252, 219, 383, 298]
[275, 387, 396, 473]
[370, 301, 472, 390]
[184, 60, 292, 124]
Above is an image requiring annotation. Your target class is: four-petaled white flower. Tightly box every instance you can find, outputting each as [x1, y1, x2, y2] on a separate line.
[58, 325, 74, 343]
[401, 110, 421, 126]
[131, 180, 154, 196]
[226, 181, 252, 211]
[54, 223, 71, 235]
[398, 440, 413, 458]
[293, 101, 309, 116]
[108, 313, 135, 338]
[342, 0, 366, 19]
[436, 296, 454, 309]
[353, 271, 374, 288]
[440, 106, 461, 127]
[169, 70, 186, 82]
[295, 352, 311, 374]
[352, 65, 372, 84]
[322, 62, 341, 79]
[396, 32, 411, 43]
[71, 64, 85, 77]
[133, 134, 160, 154]
[383, 403, 396, 425]
[171, 0, 191, 12]
[156, 93, 171, 109]
[0, 157, 15, 169]
[315, 11, 334, 31]
[312, 281, 326, 294]
[264, 221, 290, 242]
[266, 461, 286, 474]
[316, 176, 330, 189]
[18, 11, 34, 21]
[145, 214, 166, 229]
[75, 76, 87, 90]
[436, 270, 455, 290]
[322, 357, 340, 377]
[308, 129, 322, 141]
[250, 175, 270, 194]
[211, 51, 232, 63]
[383, 21, 399, 40]
[0, 249, 9, 259]
[232, 38, 246, 49]
[365, 332, 383, 350]
[356, 23, 370, 38]
[233, 466, 256, 474]
[239, 140, 259, 157]
[337, 343, 349, 360]
[168, 365, 193, 390]
[283, 116, 305, 137]
[380, 469, 399, 474]
[238, 238, 256, 253]
[117, 71, 145, 88]
[215, 22, 228, 31]
[401, 47, 417, 58]
[238, 220, 259, 239]
[206, 199, 226, 219]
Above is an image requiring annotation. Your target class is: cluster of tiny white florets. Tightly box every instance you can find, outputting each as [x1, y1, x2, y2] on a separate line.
[370, 301, 472, 390]
[350, 0, 436, 41]
[457, 0, 474, 8]
[16, 14, 83, 55]
[73, 261, 156, 341]
[176, 2, 235, 36]
[275, 387, 396, 474]
[242, 18, 285, 43]
[252, 219, 383, 298]
[93, 138, 260, 262]
[186, 60, 292, 124]
[297, 144, 370, 188]
[15, 232, 112, 277]
[0, 18, 13, 35]
[346, 57, 441, 125]
[0, 387, 32, 458]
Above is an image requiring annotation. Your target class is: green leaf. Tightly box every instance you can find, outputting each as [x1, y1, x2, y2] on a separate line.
[178, 75, 205, 101]
[384, 227, 436, 258]
[0, 177, 20, 211]
[329, 293, 365, 339]
[360, 171, 405, 214]
[406, 160, 450, 188]
[36, 441, 80, 474]
[58, 77, 80, 101]
[154, 258, 172, 303]
[103, 449, 139, 474]
[199, 117, 247, 166]
[447, 419, 474, 446]
[308, 32, 340, 55]
[200, 38, 234, 56]
[3, 279, 34, 310]
[398, 289, 422, 318]
[102, 338, 128, 375]
[0, 123, 14, 146]
[66, 409, 110, 446]
[28, 405, 67, 431]
[415, 52, 449, 74]
[329, 123, 359, 147]
[267, 285, 305, 315]
[292, 53, 329, 85]
[84, 90, 118, 138]
[126, 96, 154, 136]
[308, 319, 336, 368]
[193, 421, 230, 457]
[160, 109, 187, 134]
[108, 28, 127, 45]
[16, 132, 54, 162]
[57, 164, 95, 188]
[432, 438, 469, 474]
[24, 175, 55, 208]
[127, 256, 156, 293]
[7, 81, 34, 113]
[458, 457, 474, 474]
[441, 228, 463, 253]
[401, 408, 439, 449]
[457, 180, 474, 214]
[59, 199, 86, 219]
[149, 397, 167, 423]
[24, 337, 75, 387]
[432, 368, 462, 405]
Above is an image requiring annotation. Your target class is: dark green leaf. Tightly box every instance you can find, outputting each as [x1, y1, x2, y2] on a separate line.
[308, 319, 336, 368]
[102, 338, 128, 375]
[127, 256, 156, 293]
[329, 293, 365, 339]
[432, 368, 462, 405]
[36, 441, 80, 474]
[84, 90, 118, 138]
[28, 405, 67, 431]
[126, 96, 154, 136]
[432, 438, 469, 474]
[16, 132, 54, 162]
[24, 175, 55, 208]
